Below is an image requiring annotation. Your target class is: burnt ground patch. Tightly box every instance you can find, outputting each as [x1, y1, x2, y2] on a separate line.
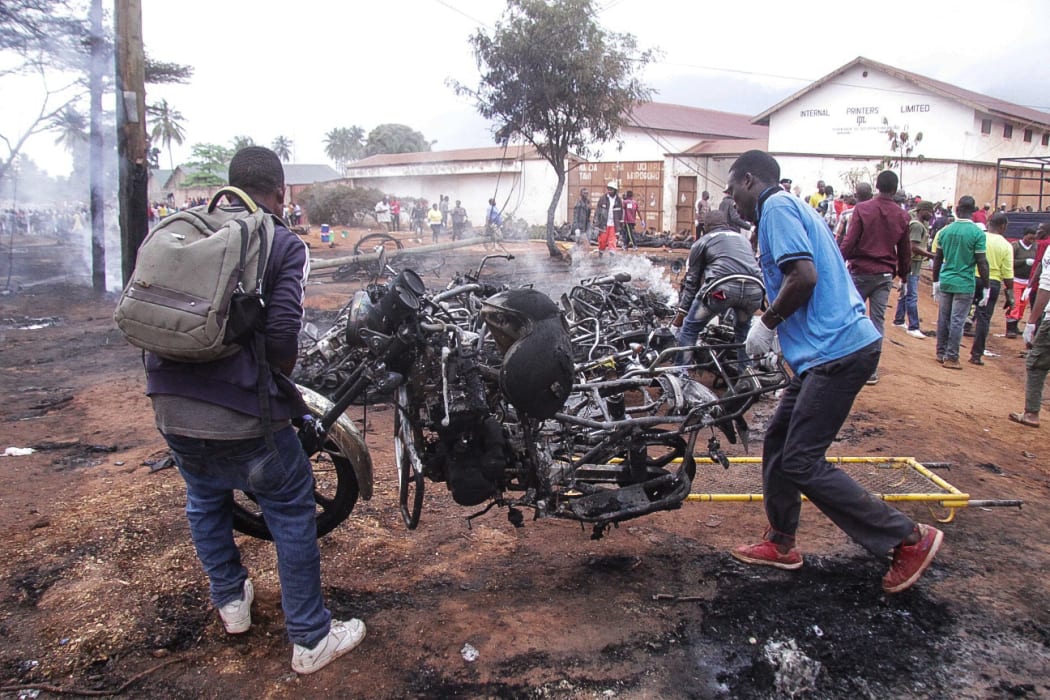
[697, 555, 954, 698]
[147, 588, 212, 652]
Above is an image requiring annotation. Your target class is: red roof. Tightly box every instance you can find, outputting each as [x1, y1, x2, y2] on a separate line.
[753, 56, 1050, 129]
[681, 138, 769, 156]
[629, 102, 768, 140]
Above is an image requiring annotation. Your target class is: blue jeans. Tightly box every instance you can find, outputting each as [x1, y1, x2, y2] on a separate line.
[762, 341, 914, 556]
[935, 291, 973, 361]
[164, 426, 332, 648]
[676, 280, 764, 366]
[893, 273, 921, 331]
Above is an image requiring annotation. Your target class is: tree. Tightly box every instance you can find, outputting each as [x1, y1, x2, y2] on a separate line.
[0, 0, 91, 184]
[52, 105, 88, 153]
[878, 117, 924, 192]
[230, 135, 255, 153]
[324, 125, 366, 174]
[364, 123, 432, 157]
[182, 142, 232, 188]
[147, 99, 187, 169]
[144, 55, 193, 85]
[455, 0, 653, 257]
[271, 135, 293, 162]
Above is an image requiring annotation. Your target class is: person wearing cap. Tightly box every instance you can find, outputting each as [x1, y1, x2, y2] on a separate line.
[931, 195, 989, 369]
[779, 178, 792, 192]
[593, 181, 623, 257]
[892, 200, 936, 338]
[723, 149, 944, 594]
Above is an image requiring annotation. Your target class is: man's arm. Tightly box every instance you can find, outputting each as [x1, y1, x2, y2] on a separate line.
[839, 207, 861, 259]
[932, 249, 944, 281]
[975, 252, 990, 288]
[266, 232, 309, 376]
[760, 259, 818, 328]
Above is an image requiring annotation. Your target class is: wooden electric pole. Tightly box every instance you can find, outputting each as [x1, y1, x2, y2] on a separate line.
[115, 0, 149, 286]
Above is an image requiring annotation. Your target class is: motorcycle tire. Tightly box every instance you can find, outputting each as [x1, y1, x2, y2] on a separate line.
[231, 426, 360, 541]
[353, 232, 403, 256]
[393, 387, 425, 529]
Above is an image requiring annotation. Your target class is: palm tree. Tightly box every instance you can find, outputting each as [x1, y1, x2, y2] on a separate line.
[323, 126, 365, 174]
[271, 135, 293, 162]
[52, 106, 88, 153]
[147, 99, 187, 169]
[230, 135, 255, 153]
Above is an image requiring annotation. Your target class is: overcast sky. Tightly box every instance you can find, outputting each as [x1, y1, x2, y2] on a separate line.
[8, 0, 1050, 175]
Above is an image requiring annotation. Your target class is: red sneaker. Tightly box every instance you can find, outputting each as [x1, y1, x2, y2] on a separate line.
[731, 539, 803, 570]
[882, 524, 944, 594]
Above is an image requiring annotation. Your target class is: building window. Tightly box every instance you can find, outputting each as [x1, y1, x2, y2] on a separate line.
[1043, 133, 1050, 147]
[1004, 124, 1013, 139]
[1024, 128, 1033, 143]
[980, 119, 992, 134]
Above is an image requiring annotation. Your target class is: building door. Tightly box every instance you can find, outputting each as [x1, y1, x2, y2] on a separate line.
[676, 176, 697, 235]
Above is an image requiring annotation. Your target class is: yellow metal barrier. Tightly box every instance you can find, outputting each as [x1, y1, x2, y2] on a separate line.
[682, 456, 970, 523]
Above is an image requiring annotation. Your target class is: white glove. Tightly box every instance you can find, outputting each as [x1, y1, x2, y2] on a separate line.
[1022, 287, 1031, 302]
[978, 287, 991, 307]
[931, 281, 940, 299]
[1024, 323, 1037, 345]
[745, 316, 777, 356]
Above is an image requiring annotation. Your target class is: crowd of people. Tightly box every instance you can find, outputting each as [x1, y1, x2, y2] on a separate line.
[374, 194, 473, 242]
[1, 205, 89, 239]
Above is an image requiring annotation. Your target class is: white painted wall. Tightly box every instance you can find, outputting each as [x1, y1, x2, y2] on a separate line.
[767, 66, 1050, 164]
[347, 159, 568, 227]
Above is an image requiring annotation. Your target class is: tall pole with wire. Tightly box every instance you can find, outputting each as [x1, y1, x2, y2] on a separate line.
[115, 0, 149, 287]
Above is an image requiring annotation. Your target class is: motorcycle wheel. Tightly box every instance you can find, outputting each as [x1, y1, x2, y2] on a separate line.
[353, 232, 403, 256]
[231, 426, 360, 541]
[393, 387, 425, 529]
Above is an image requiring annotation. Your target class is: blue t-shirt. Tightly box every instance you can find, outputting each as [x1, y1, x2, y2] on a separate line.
[757, 190, 879, 374]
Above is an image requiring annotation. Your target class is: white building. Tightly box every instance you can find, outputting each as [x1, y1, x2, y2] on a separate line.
[344, 145, 579, 228]
[341, 56, 1050, 234]
[753, 56, 1050, 207]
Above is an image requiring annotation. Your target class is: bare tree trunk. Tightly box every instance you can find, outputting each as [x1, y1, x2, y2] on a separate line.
[89, 0, 105, 292]
[546, 165, 565, 258]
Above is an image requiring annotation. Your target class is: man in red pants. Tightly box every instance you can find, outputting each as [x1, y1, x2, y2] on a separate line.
[594, 181, 623, 257]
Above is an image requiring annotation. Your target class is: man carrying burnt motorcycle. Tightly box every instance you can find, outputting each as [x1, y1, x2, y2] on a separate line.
[145, 147, 366, 672]
[726, 149, 943, 594]
[672, 208, 765, 368]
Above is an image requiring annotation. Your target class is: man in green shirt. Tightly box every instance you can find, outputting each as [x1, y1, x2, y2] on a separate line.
[932, 196, 989, 369]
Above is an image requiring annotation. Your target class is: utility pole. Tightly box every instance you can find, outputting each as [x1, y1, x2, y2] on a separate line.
[115, 0, 149, 286]
[89, 0, 106, 292]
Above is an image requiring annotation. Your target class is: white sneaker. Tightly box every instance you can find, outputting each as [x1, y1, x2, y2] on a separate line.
[892, 321, 906, 328]
[291, 619, 366, 674]
[906, 329, 926, 339]
[218, 579, 253, 634]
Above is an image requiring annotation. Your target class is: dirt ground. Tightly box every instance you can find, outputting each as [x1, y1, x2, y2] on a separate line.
[0, 229, 1048, 699]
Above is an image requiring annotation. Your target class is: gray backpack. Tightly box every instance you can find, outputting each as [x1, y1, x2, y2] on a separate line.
[114, 187, 276, 362]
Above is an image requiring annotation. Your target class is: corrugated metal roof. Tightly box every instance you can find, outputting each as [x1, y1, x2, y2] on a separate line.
[283, 164, 341, 185]
[679, 138, 770, 156]
[347, 145, 546, 169]
[753, 56, 1050, 129]
[629, 102, 768, 139]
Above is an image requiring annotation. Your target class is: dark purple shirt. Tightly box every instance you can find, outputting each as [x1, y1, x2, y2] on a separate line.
[839, 194, 911, 278]
[145, 214, 310, 420]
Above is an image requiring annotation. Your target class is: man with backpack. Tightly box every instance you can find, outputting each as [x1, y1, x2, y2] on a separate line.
[139, 147, 365, 674]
